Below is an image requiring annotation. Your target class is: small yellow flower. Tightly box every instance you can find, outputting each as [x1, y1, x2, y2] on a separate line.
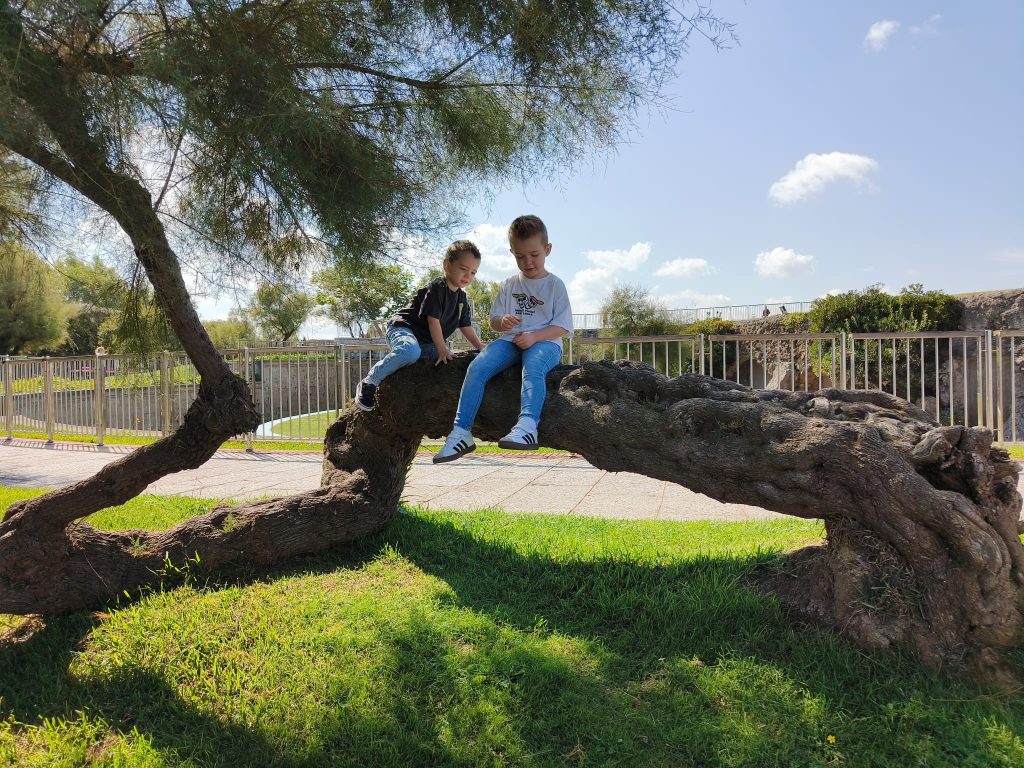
[826, 735, 836, 745]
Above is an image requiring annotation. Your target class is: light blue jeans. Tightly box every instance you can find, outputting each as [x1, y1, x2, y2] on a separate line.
[365, 325, 437, 385]
[454, 338, 562, 431]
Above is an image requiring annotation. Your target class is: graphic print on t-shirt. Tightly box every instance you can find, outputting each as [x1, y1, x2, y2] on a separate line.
[512, 293, 545, 316]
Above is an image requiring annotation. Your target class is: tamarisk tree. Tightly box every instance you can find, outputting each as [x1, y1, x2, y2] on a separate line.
[1, 1, 1021, 684]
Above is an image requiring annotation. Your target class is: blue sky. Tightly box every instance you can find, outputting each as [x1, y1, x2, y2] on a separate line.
[452, 1, 1023, 315]
[195, 1, 1023, 332]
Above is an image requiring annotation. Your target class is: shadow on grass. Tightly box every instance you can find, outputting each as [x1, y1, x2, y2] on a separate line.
[0, 511, 1021, 767]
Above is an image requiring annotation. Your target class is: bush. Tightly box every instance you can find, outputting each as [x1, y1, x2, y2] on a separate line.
[808, 284, 961, 333]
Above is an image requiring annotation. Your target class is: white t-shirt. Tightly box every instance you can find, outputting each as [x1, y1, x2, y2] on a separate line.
[490, 272, 574, 342]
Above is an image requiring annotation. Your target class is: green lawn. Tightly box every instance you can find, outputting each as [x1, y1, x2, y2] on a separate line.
[1, 488, 1023, 766]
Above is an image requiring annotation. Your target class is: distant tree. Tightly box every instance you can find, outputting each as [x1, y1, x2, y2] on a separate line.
[51, 255, 126, 355]
[467, 279, 503, 341]
[600, 284, 682, 336]
[0, 243, 68, 354]
[313, 261, 415, 337]
[204, 315, 258, 350]
[0, 150, 42, 241]
[247, 283, 317, 343]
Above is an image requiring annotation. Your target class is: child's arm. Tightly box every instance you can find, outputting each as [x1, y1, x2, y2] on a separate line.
[426, 316, 455, 365]
[460, 325, 485, 351]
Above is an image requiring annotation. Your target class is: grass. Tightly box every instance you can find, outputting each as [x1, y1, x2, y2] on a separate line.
[2, 488, 1023, 766]
[1002, 444, 1024, 460]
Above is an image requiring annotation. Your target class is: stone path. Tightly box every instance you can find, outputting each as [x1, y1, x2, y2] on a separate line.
[0, 439, 785, 521]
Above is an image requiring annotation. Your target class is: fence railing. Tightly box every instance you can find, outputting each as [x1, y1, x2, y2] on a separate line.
[2, 329, 1021, 446]
[571, 301, 812, 330]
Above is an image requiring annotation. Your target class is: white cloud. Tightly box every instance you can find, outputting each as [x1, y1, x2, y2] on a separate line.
[462, 222, 516, 281]
[655, 257, 712, 278]
[583, 242, 651, 271]
[864, 20, 900, 50]
[754, 247, 816, 278]
[765, 296, 794, 305]
[911, 14, 942, 35]
[568, 267, 620, 314]
[653, 288, 732, 308]
[769, 152, 879, 204]
[566, 242, 653, 312]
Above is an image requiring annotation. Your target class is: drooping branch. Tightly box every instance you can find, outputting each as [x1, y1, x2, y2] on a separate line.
[1, 357, 1019, 684]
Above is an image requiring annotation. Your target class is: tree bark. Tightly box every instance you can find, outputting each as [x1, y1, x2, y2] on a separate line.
[1, 357, 1021, 683]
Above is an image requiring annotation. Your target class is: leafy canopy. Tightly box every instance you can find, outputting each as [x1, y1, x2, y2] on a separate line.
[808, 284, 962, 334]
[313, 261, 415, 336]
[1, 0, 732, 283]
[0, 243, 68, 354]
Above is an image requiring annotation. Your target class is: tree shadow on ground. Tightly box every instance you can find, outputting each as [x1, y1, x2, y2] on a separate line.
[0, 511, 1020, 766]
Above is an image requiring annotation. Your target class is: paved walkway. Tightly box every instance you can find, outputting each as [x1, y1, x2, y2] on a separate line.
[0, 439, 785, 522]
[3, 440, 1021, 522]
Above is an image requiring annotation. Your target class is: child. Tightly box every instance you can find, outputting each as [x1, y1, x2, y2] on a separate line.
[354, 240, 485, 411]
[434, 214, 573, 462]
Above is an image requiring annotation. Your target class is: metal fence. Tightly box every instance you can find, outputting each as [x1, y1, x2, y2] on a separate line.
[2, 329, 1021, 446]
[571, 301, 812, 330]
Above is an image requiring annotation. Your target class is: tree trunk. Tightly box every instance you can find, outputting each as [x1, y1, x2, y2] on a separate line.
[1, 357, 1021, 683]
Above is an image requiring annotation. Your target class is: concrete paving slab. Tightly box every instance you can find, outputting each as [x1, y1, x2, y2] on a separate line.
[4, 438, 1019, 523]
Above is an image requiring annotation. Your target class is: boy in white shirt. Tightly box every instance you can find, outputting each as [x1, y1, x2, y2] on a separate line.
[435, 215, 573, 463]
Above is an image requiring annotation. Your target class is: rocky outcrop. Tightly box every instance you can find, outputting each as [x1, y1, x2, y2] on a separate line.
[957, 288, 1024, 331]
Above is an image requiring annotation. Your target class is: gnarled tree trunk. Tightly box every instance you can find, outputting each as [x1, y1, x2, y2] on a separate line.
[1, 356, 1021, 684]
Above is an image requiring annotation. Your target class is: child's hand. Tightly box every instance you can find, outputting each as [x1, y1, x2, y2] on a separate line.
[512, 332, 535, 349]
[434, 347, 455, 366]
[499, 314, 521, 331]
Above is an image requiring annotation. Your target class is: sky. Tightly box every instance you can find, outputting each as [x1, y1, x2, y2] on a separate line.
[196, 1, 1024, 335]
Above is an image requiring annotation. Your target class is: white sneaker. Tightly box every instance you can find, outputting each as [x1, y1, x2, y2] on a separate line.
[498, 424, 539, 450]
[433, 428, 476, 464]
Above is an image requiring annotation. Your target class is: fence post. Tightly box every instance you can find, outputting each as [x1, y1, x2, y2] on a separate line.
[3, 358, 12, 441]
[339, 344, 350, 410]
[243, 347, 254, 452]
[95, 351, 106, 446]
[698, 334, 705, 375]
[984, 330, 995, 432]
[840, 332, 847, 390]
[43, 357, 55, 444]
[160, 350, 172, 436]
[567, 333, 574, 365]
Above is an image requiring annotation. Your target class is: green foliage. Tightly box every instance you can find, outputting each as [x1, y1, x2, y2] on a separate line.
[246, 283, 316, 343]
[808, 284, 962, 334]
[467, 278, 502, 341]
[0, 242, 68, 354]
[313, 261, 415, 336]
[56, 254, 126, 309]
[0, 150, 43, 240]
[3, 0, 731, 297]
[600, 284, 686, 336]
[683, 317, 738, 336]
[203, 315, 257, 350]
[808, 285, 963, 402]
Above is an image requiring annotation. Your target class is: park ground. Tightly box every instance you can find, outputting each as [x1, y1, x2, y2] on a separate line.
[2, 487, 1023, 767]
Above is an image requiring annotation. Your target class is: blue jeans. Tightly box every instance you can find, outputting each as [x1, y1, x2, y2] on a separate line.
[454, 338, 562, 431]
[365, 325, 437, 385]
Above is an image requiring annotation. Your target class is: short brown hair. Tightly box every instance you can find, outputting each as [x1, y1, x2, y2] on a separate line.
[444, 239, 481, 263]
[508, 214, 548, 246]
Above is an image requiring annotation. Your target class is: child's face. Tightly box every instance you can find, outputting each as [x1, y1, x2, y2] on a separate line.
[510, 233, 551, 279]
[443, 251, 479, 290]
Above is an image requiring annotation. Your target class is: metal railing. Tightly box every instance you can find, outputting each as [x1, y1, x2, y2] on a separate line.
[1, 329, 1021, 446]
[571, 301, 812, 330]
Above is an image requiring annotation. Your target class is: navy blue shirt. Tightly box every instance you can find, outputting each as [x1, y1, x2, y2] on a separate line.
[390, 277, 473, 343]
